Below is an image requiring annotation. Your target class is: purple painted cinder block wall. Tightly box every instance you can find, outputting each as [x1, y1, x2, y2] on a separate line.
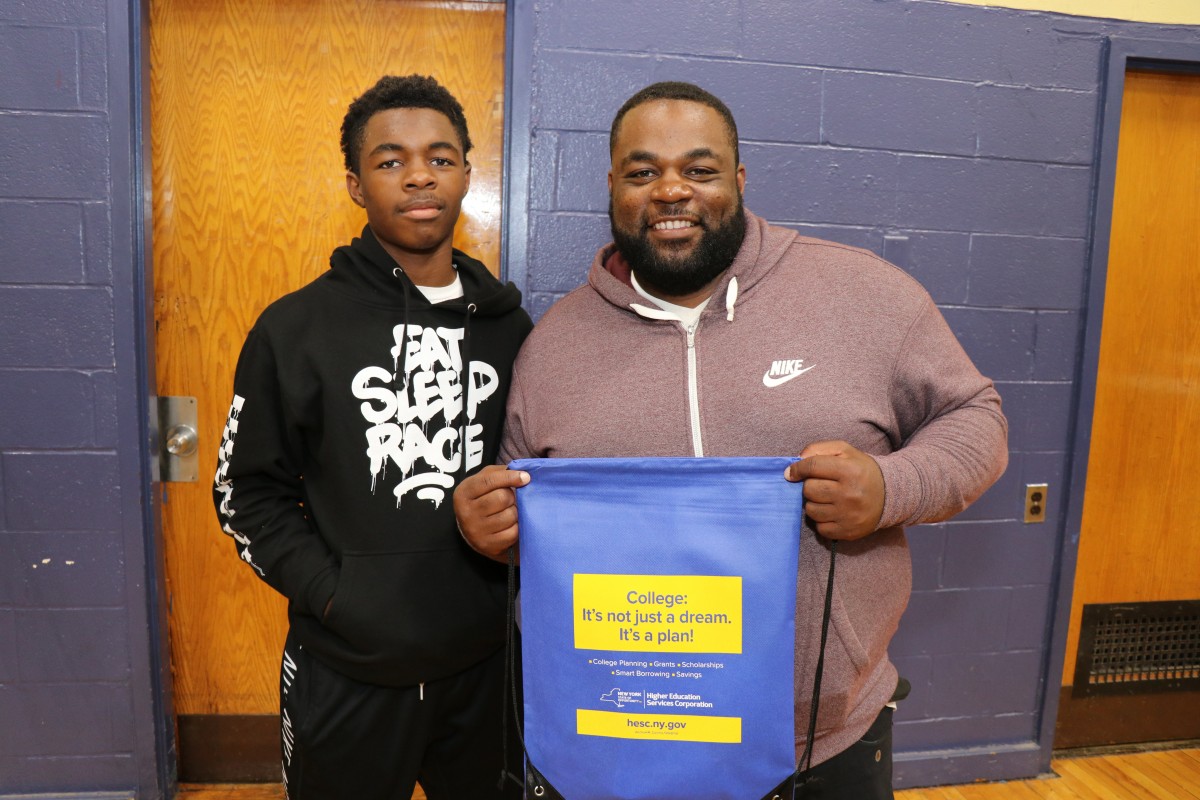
[2, 0, 1199, 795]
[504, 0, 1200, 788]
[0, 0, 163, 796]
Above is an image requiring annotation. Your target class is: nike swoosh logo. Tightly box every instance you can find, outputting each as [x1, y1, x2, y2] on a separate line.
[762, 365, 816, 387]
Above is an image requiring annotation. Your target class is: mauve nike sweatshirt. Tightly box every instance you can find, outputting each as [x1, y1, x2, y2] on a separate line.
[501, 209, 1008, 767]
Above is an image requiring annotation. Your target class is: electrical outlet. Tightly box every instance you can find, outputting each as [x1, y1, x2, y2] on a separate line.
[1024, 483, 1048, 523]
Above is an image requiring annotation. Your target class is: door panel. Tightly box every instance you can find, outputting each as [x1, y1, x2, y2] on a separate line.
[151, 0, 506, 718]
[1064, 69, 1200, 682]
[1058, 69, 1200, 745]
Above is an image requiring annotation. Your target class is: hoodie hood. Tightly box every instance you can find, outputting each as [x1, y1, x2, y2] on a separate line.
[327, 224, 523, 316]
[587, 209, 796, 321]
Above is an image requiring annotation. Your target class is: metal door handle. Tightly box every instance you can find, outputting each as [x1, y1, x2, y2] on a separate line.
[165, 424, 198, 457]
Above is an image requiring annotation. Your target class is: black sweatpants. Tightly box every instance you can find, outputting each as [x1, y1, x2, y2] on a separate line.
[280, 631, 522, 800]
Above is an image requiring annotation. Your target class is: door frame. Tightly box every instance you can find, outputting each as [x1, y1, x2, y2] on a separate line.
[124, 0, 178, 795]
[1045, 37, 1200, 755]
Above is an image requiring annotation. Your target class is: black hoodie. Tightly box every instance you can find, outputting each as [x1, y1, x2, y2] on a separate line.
[213, 226, 532, 686]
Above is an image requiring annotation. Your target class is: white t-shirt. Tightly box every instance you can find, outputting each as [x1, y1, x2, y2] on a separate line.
[414, 271, 464, 304]
[630, 272, 710, 328]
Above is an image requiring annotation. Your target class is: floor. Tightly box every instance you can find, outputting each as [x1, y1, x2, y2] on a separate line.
[177, 745, 1200, 799]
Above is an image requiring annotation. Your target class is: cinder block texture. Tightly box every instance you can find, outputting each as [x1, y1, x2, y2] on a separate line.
[92, 369, 118, 447]
[537, 0, 743, 56]
[0, 611, 16, 681]
[2, 530, 125, 607]
[896, 712, 1037, 751]
[79, 28, 106, 108]
[535, 51, 654, 131]
[738, 0, 1101, 89]
[941, 308, 1036, 382]
[941, 520, 1057, 587]
[0, 684, 133, 757]
[0, 26, 80, 110]
[893, 588, 1013, 656]
[0, 287, 114, 367]
[895, 157, 1091, 237]
[0, 369, 96, 447]
[975, 85, 1096, 163]
[0, 114, 108, 199]
[927, 651, 1042, 716]
[0, 754, 135, 794]
[653, 59, 822, 145]
[999, 381, 1074, 453]
[2, 452, 121, 531]
[83, 201, 112, 283]
[969, 235, 1087, 309]
[0, 202, 86, 283]
[529, 213, 611, 293]
[824, 72, 979, 156]
[556, 134, 610, 213]
[16, 609, 130, 682]
[0, 0, 105, 26]
[743, 144, 899, 226]
[1032, 311, 1081, 382]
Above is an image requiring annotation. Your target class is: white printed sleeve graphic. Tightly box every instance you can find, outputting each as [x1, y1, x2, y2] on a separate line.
[214, 394, 265, 576]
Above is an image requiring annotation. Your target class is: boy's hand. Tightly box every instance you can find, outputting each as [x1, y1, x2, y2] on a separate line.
[453, 465, 529, 562]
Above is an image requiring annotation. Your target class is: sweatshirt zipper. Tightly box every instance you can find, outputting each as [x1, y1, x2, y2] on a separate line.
[686, 321, 704, 457]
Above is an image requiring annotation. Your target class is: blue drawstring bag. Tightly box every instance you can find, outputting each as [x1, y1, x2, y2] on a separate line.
[512, 457, 805, 800]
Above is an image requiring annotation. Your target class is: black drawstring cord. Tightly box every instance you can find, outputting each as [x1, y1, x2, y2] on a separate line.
[794, 538, 838, 798]
[498, 545, 534, 793]
[460, 302, 476, 480]
[391, 267, 412, 400]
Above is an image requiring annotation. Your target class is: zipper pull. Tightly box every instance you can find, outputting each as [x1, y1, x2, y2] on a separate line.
[419, 682, 425, 701]
[686, 322, 697, 348]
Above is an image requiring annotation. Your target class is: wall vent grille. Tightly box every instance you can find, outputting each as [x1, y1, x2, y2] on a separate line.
[1074, 600, 1200, 697]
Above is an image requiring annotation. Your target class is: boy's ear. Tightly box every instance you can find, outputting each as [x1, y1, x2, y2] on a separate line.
[463, 161, 472, 195]
[346, 170, 365, 207]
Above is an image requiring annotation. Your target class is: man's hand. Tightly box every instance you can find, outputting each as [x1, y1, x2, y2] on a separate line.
[784, 440, 885, 541]
[453, 464, 530, 562]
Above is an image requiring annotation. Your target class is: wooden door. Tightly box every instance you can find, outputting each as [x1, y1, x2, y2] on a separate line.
[150, 0, 506, 777]
[1057, 68, 1200, 746]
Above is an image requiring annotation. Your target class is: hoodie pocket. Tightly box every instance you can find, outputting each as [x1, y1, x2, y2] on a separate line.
[322, 549, 507, 675]
[807, 582, 872, 732]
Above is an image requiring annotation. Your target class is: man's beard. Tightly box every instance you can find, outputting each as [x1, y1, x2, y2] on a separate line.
[610, 200, 746, 299]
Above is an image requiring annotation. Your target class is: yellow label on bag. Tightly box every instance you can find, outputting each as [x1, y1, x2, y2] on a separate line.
[573, 574, 742, 653]
[577, 709, 742, 743]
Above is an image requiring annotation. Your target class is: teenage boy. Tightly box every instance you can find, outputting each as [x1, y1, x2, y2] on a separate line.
[214, 74, 531, 800]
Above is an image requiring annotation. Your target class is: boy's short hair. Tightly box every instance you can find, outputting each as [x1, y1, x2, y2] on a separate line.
[340, 74, 472, 173]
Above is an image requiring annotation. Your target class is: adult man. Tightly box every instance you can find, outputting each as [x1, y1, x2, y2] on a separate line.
[214, 75, 531, 799]
[454, 82, 1007, 799]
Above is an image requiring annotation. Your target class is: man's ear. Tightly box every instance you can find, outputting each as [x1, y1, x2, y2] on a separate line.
[736, 163, 746, 195]
[346, 170, 365, 208]
[607, 170, 614, 193]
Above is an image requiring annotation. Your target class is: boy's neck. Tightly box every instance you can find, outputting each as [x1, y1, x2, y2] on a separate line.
[378, 237, 457, 287]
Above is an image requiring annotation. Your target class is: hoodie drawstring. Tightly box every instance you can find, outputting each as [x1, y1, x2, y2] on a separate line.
[392, 267, 412, 399]
[725, 276, 739, 322]
[460, 302, 476, 481]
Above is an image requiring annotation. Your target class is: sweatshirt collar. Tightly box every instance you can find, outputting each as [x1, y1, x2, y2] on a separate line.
[327, 225, 523, 316]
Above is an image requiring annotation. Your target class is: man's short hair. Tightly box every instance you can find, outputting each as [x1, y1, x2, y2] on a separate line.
[609, 81, 740, 165]
[340, 74, 472, 173]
